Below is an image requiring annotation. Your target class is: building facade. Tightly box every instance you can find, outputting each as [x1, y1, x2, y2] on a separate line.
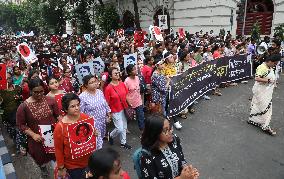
[114, 0, 284, 37]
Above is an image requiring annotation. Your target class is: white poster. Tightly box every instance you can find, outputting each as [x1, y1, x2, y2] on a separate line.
[151, 26, 164, 42]
[124, 53, 138, 68]
[84, 34, 92, 42]
[158, 15, 168, 30]
[75, 63, 95, 84]
[17, 43, 38, 64]
[38, 125, 55, 153]
[91, 57, 105, 76]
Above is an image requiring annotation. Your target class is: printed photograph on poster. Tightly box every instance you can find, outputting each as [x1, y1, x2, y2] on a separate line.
[67, 117, 96, 159]
[152, 26, 164, 42]
[17, 43, 38, 64]
[124, 53, 138, 68]
[91, 57, 105, 76]
[75, 63, 95, 84]
[84, 34, 92, 42]
[158, 15, 168, 30]
[38, 124, 55, 153]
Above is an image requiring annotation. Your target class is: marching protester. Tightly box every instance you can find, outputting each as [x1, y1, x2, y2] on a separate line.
[0, 22, 282, 179]
[80, 75, 111, 149]
[104, 67, 132, 149]
[248, 53, 281, 136]
[54, 93, 97, 178]
[124, 64, 145, 132]
[46, 76, 65, 116]
[16, 78, 59, 177]
[140, 115, 199, 179]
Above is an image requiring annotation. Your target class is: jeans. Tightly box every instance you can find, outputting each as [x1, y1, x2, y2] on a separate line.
[135, 105, 145, 130]
[110, 110, 127, 145]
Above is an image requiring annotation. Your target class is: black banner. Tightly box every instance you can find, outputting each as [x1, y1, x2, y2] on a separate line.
[168, 55, 252, 117]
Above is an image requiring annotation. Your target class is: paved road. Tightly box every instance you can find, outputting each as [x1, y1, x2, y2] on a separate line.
[2, 76, 284, 179]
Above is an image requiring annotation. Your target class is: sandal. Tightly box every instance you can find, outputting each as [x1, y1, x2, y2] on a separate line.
[262, 126, 276, 136]
[179, 114, 187, 119]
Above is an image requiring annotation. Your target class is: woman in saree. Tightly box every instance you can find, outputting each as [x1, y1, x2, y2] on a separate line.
[248, 53, 281, 136]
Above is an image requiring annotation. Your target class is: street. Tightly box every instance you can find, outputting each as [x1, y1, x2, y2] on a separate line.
[2, 77, 284, 179]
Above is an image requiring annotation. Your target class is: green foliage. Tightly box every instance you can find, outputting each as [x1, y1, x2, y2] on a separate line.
[94, 4, 120, 34]
[250, 22, 261, 43]
[72, 0, 92, 34]
[274, 24, 284, 42]
[0, 2, 22, 32]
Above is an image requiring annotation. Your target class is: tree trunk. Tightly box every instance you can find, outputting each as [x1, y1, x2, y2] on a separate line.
[133, 0, 141, 30]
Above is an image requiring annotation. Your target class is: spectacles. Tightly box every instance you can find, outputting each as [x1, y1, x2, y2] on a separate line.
[162, 125, 173, 135]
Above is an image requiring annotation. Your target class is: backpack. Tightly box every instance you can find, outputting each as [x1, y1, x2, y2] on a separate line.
[132, 147, 151, 179]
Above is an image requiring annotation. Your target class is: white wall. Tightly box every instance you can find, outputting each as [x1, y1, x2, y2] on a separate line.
[114, 0, 284, 37]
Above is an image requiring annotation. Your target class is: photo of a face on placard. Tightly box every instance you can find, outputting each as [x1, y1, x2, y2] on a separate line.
[39, 125, 55, 148]
[75, 63, 95, 84]
[92, 57, 105, 76]
[70, 122, 94, 145]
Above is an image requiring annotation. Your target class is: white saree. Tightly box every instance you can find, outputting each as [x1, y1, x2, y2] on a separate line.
[249, 64, 276, 128]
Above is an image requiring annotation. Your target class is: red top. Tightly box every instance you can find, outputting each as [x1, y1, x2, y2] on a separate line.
[54, 93, 65, 116]
[141, 65, 153, 84]
[54, 113, 92, 169]
[213, 50, 222, 59]
[104, 82, 128, 113]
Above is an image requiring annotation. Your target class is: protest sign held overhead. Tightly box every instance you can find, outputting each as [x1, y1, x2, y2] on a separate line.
[149, 25, 164, 42]
[67, 117, 96, 159]
[84, 34, 92, 42]
[75, 63, 95, 84]
[17, 43, 38, 64]
[124, 53, 138, 68]
[158, 15, 168, 30]
[134, 31, 146, 47]
[179, 28, 185, 39]
[91, 57, 105, 76]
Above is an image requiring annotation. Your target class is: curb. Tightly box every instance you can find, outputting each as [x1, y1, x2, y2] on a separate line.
[0, 134, 17, 179]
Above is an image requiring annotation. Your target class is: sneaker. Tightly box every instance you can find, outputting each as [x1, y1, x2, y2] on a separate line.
[193, 101, 198, 104]
[203, 95, 211, 100]
[241, 80, 248, 84]
[174, 122, 182, 130]
[108, 132, 113, 145]
[121, 143, 132, 150]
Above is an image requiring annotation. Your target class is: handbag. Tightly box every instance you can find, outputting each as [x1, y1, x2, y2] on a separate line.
[112, 85, 135, 120]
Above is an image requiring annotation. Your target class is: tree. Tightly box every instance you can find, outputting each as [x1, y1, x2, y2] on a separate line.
[274, 24, 284, 42]
[94, 4, 120, 34]
[72, 0, 92, 34]
[41, 0, 69, 34]
[133, 0, 141, 30]
[251, 22, 261, 43]
[0, 2, 22, 32]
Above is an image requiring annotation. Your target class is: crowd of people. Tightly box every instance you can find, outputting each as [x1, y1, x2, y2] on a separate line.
[0, 29, 283, 178]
